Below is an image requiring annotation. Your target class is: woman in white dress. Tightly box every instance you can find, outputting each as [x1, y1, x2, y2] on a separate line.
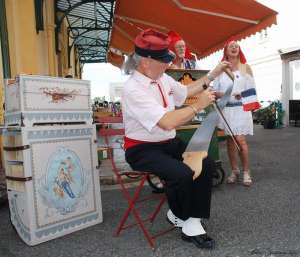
[213, 40, 258, 186]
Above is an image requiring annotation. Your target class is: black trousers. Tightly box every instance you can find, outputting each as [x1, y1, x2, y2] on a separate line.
[125, 137, 214, 220]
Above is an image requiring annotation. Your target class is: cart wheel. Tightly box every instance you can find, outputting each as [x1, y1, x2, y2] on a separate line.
[147, 175, 164, 193]
[212, 165, 225, 187]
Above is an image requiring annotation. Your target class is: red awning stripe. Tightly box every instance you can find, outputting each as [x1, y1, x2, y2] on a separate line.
[108, 0, 278, 66]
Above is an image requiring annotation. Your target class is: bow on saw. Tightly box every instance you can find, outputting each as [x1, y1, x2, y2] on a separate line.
[182, 69, 241, 180]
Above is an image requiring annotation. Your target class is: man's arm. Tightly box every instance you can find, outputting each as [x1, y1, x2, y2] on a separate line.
[157, 89, 215, 130]
[186, 61, 230, 98]
[157, 61, 231, 130]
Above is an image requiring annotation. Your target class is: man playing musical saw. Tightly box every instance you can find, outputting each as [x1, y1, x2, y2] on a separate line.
[122, 28, 229, 249]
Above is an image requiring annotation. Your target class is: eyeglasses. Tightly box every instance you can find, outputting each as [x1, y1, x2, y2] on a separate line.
[228, 44, 239, 49]
[175, 44, 186, 49]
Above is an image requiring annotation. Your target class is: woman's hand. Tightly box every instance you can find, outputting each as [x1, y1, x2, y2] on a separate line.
[209, 61, 232, 80]
[215, 91, 224, 99]
[233, 93, 242, 100]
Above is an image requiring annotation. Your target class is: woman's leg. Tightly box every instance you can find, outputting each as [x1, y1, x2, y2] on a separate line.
[226, 137, 239, 171]
[235, 135, 249, 171]
[226, 137, 241, 183]
[235, 135, 252, 186]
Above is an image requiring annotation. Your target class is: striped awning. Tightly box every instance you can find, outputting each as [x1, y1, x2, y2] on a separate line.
[109, 0, 277, 66]
[55, 0, 277, 67]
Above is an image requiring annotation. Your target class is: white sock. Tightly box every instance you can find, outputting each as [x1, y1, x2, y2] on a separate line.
[182, 217, 206, 236]
[167, 209, 184, 227]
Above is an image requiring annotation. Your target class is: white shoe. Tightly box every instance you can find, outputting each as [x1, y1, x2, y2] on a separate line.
[243, 170, 252, 186]
[182, 217, 206, 236]
[167, 209, 184, 228]
[227, 169, 240, 184]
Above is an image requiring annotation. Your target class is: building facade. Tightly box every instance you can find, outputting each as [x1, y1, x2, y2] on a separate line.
[0, 0, 83, 122]
[280, 48, 300, 125]
[0, 0, 86, 177]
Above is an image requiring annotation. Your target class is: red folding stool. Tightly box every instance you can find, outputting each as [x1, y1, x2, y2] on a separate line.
[95, 115, 174, 249]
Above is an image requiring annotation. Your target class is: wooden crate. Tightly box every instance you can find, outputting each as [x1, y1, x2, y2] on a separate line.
[4, 75, 92, 126]
[3, 125, 102, 245]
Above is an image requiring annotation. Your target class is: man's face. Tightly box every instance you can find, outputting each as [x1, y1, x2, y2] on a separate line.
[139, 57, 171, 80]
[174, 40, 186, 59]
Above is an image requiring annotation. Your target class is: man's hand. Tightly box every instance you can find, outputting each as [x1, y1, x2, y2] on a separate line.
[215, 91, 225, 99]
[197, 88, 216, 109]
[209, 61, 232, 80]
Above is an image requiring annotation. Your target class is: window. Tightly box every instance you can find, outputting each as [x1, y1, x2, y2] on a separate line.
[34, 0, 44, 33]
[289, 59, 300, 99]
[0, 0, 11, 78]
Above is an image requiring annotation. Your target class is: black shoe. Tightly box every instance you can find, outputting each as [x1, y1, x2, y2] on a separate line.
[181, 232, 215, 249]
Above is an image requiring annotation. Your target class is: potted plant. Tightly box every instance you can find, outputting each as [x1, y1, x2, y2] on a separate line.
[253, 100, 285, 129]
[261, 104, 276, 129]
[274, 100, 285, 128]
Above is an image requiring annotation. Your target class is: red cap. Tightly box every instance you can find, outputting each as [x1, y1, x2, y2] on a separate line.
[134, 29, 175, 63]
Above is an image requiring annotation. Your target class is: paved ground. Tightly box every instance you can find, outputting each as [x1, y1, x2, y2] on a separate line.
[1, 125, 300, 257]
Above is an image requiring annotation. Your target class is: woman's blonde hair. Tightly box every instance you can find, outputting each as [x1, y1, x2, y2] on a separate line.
[239, 62, 253, 77]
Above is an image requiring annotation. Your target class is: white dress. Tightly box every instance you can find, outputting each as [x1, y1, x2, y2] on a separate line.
[213, 70, 254, 136]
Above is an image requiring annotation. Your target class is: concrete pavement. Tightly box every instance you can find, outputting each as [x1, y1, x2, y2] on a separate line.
[1, 125, 300, 257]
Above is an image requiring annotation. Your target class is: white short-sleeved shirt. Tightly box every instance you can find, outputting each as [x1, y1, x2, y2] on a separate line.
[122, 71, 187, 142]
